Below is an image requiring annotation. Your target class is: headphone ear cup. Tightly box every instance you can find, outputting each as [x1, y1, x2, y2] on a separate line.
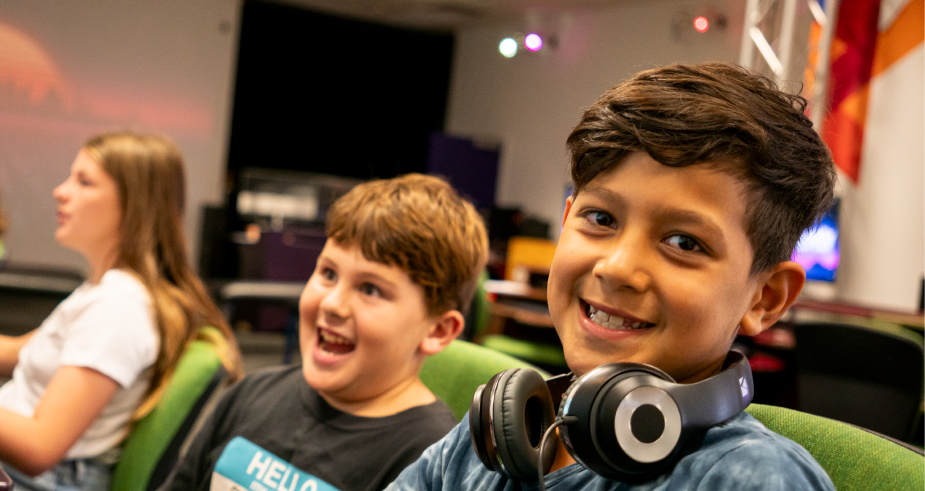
[469, 382, 496, 472]
[492, 369, 557, 481]
[558, 365, 684, 481]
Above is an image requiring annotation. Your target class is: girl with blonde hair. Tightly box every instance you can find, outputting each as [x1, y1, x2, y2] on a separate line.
[0, 131, 242, 490]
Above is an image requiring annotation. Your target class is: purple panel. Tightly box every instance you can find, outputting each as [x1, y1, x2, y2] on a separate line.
[262, 228, 327, 282]
[427, 133, 499, 210]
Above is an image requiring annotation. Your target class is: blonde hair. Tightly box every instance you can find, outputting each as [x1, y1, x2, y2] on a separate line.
[83, 131, 243, 420]
[326, 174, 488, 316]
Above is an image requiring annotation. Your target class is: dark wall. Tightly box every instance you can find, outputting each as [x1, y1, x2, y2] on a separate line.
[228, 0, 455, 180]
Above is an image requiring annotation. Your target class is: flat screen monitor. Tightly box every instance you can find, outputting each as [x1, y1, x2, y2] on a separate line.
[792, 198, 840, 282]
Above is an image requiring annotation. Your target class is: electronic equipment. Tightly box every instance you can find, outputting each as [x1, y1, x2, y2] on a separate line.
[792, 198, 840, 282]
[469, 351, 753, 484]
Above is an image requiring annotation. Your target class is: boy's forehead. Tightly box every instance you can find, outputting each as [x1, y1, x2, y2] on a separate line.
[325, 239, 395, 269]
[323, 238, 426, 284]
[582, 152, 750, 197]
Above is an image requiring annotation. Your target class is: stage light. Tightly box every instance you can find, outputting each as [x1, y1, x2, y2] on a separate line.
[525, 33, 542, 51]
[499, 37, 517, 58]
[693, 16, 709, 33]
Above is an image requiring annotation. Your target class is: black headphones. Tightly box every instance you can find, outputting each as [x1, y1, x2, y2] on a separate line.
[469, 351, 753, 483]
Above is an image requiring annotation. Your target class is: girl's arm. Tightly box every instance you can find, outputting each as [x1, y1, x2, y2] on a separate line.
[0, 365, 118, 476]
[0, 332, 35, 378]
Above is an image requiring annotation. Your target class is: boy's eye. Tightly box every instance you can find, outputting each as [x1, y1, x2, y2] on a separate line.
[359, 283, 382, 297]
[581, 210, 615, 227]
[664, 234, 703, 253]
[320, 267, 337, 281]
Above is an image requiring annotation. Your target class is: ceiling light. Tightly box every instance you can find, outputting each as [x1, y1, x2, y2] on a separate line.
[499, 37, 518, 57]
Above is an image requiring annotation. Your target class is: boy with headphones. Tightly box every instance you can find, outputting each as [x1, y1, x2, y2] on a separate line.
[385, 63, 836, 490]
[159, 174, 488, 491]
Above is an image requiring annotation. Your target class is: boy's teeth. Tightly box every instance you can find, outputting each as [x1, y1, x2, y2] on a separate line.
[588, 305, 647, 330]
[319, 330, 356, 354]
[322, 331, 350, 344]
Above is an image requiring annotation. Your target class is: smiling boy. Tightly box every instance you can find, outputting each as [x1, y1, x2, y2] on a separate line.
[159, 174, 488, 491]
[385, 62, 837, 490]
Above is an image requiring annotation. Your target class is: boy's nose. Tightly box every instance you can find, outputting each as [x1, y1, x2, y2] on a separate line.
[319, 285, 351, 320]
[592, 236, 651, 292]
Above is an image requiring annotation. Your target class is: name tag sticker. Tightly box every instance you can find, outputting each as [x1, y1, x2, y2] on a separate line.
[211, 436, 342, 491]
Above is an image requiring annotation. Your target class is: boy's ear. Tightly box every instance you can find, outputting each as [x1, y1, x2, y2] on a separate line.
[419, 310, 465, 356]
[739, 261, 805, 336]
[561, 196, 574, 228]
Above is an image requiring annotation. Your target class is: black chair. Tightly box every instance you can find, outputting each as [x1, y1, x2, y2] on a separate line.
[0, 264, 83, 336]
[793, 321, 924, 442]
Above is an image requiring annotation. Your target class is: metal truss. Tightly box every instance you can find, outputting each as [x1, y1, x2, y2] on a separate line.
[739, 0, 841, 128]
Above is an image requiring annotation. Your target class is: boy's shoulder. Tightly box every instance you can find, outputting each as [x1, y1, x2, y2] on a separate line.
[666, 411, 835, 490]
[231, 364, 304, 393]
[385, 412, 834, 491]
[218, 364, 306, 413]
[225, 364, 456, 428]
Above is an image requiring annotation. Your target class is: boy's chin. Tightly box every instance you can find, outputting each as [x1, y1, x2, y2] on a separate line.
[562, 351, 604, 378]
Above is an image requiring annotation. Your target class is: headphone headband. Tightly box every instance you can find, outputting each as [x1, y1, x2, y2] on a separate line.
[666, 350, 753, 429]
[470, 350, 754, 482]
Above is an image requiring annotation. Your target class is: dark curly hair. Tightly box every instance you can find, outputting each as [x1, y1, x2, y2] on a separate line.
[566, 62, 836, 274]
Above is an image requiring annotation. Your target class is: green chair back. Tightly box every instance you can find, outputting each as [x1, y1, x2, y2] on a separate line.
[420, 339, 548, 421]
[746, 403, 925, 491]
[110, 328, 226, 491]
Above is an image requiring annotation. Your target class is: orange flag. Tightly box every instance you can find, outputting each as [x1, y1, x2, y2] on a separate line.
[822, 0, 881, 183]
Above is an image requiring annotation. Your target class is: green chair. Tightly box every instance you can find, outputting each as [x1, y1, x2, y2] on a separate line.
[421, 343, 925, 489]
[420, 339, 549, 421]
[480, 335, 567, 370]
[746, 403, 925, 491]
[110, 328, 228, 491]
[468, 272, 567, 372]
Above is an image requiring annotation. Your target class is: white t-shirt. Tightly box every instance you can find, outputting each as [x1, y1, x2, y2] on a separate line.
[0, 269, 159, 459]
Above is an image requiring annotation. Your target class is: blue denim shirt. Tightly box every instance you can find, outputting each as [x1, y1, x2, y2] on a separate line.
[385, 412, 835, 491]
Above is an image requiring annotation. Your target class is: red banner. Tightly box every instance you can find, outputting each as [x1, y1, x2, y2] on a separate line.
[822, 0, 882, 183]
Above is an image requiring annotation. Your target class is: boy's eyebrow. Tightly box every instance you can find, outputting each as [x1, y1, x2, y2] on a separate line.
[580, 184, 624, 207]
[357, 270, 399, 290]
[651, 206, 728, 250]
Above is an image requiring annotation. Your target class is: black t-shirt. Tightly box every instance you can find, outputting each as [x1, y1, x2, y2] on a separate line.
[159, 365, 458, 491]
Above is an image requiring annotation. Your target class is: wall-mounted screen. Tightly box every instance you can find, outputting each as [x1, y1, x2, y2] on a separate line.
[792, 198, 840, 282]
[228, 1, 454, 181]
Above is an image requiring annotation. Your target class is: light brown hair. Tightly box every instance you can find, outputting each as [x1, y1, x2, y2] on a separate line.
[566, 62, 837, 274]
[83, 131, 243, 419]
[326, 173, 488, 316]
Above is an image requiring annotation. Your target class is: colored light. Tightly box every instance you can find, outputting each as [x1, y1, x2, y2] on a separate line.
[525, 33, 543, 51]
[499, 37, 518, 57]
[693, 16, 709, 33]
